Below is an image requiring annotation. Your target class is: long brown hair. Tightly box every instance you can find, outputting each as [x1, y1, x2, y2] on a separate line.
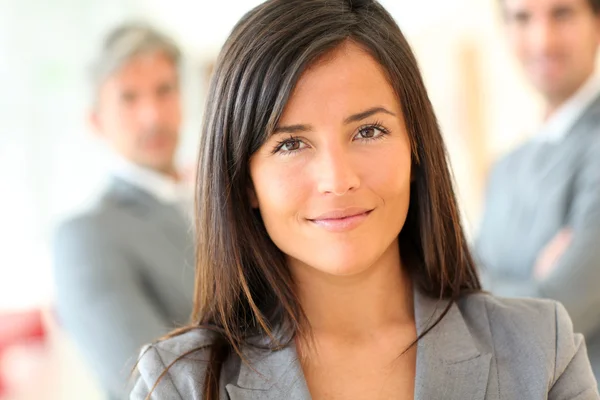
[146, 0, 481, 398]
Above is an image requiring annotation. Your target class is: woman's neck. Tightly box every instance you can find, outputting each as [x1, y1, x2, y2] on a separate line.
[291, 240, 414, 340]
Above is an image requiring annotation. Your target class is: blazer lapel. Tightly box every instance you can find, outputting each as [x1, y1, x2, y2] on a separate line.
[225, 336, 311, 400]
[413, 291, 492, 400]
[225, 291, 492, 400]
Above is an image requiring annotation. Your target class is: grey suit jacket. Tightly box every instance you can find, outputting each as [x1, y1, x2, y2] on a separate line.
[475, 93, 600, 381]
[131, 292, 599, 399]
[52, 177, 195, 399]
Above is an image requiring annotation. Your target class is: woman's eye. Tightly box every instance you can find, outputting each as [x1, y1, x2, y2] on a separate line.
[282, 139, 301, 151]
[356, 126, 386, 140]
[273, 137, 306, 154]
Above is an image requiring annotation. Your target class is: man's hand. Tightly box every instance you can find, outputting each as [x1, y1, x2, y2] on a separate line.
[534, 228, 573, 280]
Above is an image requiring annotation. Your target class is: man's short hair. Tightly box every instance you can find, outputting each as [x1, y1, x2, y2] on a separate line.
[89, 22, 182, 103]
[499, 0, 600, 14]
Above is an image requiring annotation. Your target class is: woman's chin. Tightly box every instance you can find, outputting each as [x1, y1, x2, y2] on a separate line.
[300, 255, 377, 278]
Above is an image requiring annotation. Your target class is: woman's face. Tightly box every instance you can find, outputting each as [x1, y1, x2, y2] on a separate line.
[249, 42, 412, 277]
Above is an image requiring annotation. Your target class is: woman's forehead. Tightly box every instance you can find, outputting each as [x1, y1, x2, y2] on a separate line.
[277, 43, 401, 126]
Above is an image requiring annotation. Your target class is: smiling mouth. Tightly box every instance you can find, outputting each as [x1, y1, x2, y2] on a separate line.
[308, 209, 373, 232]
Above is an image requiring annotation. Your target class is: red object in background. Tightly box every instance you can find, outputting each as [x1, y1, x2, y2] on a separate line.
[0, 309, 47, 396]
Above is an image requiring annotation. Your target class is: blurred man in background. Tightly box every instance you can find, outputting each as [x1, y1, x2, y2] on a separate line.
[52, 23, 195, 399]
[476, 0, 600, 381]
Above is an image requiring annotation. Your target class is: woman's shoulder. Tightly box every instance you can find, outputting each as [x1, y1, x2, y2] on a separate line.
[458, 292, 574, 345]
[130, 329, 218, 400]
[460, 292, 573, 328]
[150, 328, 218, 360]
[457, 293, 596, 391]
[461, 291, 560, 320]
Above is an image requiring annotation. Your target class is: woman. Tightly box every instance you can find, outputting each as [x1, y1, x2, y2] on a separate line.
[131, 0, 599, 398]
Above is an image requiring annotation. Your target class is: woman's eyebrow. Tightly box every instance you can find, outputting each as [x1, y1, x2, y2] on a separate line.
[273, 124, 312, 135]
[273, 106, 396, 135]
[343, 106, 395, 124]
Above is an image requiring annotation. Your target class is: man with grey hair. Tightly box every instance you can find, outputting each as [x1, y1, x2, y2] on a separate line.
[52, 22, 195, 399]
[476, 0, 600, 383]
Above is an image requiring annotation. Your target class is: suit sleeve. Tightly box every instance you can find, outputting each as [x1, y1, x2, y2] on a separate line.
[484, 139, 600, 337]
[536, 139, 600, 337]
[52, 216, 173, 398]
[549, 302, 599, 399]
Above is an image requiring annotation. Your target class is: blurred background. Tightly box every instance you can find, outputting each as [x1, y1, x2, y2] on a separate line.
[0, 0, 551, 398]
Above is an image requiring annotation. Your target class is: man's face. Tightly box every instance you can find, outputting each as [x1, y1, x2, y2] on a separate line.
[503, 0, 600, 104]
[91, 52, 181, 174]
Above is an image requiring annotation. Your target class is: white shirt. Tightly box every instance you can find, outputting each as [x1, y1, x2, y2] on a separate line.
[110, 156, 194, 216]
[537, 70, 600, 143]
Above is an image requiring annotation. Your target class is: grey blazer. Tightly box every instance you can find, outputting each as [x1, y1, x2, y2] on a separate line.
[52, 177, 195, 399]
[131, 291, 599, 399]
[475, 93, 600, 382]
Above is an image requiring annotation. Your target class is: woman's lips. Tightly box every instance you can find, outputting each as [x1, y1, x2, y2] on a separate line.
[309, 208, 373, 232]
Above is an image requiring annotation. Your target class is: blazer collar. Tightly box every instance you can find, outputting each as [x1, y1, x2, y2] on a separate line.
[226, 290, 491, 400]
[413, 290, 491, 399]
